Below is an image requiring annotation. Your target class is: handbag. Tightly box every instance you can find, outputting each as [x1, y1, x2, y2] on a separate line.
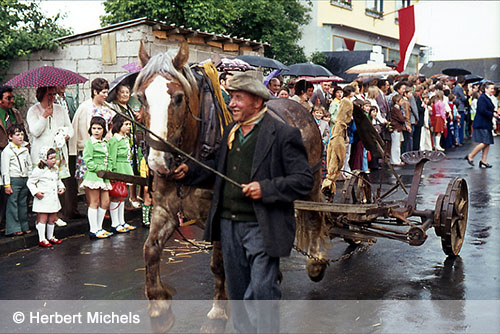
[109, 181, 128, 198]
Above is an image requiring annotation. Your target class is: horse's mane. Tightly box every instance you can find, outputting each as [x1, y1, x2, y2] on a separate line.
[134, 49, 198, 100]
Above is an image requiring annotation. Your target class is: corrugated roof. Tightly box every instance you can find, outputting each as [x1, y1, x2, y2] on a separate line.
[56, 17, 269, 48]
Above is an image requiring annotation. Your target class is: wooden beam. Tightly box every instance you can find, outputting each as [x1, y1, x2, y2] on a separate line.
[187, 36, 205, 45]
[207, 41, 222, 49]
[223, 42, 239, 52]
[153, 30, 167, 39]
[96, 171, 148, 186]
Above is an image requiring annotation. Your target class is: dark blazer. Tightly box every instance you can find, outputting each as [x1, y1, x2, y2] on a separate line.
[311, 88, 330, 109]
[0, 108, 24, 149]
[473, 94, 495, 130]
[186, 112, 313, 257]
[452, 84, 467, 112]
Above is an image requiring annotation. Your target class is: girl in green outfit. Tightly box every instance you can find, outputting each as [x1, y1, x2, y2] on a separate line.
[108, 114, 137, 233]
[81, 116, 113, 239]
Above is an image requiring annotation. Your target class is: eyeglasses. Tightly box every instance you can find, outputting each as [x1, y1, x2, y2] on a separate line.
[5, 96, 13, 101]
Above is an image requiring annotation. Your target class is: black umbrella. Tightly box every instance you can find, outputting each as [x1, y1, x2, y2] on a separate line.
[283, 63, 333, 77]
[442, 68, 471, 76]
[106, 72, 139, 103]
[235, 55, 289, 70]
[464, 74, 483, 85]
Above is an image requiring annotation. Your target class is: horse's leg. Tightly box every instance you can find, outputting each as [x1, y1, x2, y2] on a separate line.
[201, 240, 229, 333]
[298, 172, 329, 282]
[144, 191, 178, 333]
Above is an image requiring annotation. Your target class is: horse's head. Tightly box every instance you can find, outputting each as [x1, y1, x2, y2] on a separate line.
[134, 41, 199, 176]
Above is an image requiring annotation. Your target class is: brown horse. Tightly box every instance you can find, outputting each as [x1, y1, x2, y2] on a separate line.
[134, 41, 327, 332]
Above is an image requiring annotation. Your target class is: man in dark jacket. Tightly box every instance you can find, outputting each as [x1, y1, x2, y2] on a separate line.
[0, 85, 25, 226]
[453, 75, 468, 145]
[174, 72, 313, 333]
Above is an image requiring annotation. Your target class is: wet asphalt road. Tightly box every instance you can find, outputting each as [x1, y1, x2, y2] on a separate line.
[0, 141, 498, 331]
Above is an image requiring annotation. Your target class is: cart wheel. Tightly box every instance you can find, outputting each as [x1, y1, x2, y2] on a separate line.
[340, 170, 372, 204]
[440, 178, 468, 256]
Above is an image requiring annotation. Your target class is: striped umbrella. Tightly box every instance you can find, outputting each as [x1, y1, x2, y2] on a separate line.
[4, 66, 88, 87]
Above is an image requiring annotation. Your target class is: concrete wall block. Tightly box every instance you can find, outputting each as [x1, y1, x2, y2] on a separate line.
[116, 41, 140, 57]
[29, 60, 55, 69]
[89, 45, 102, 59]
[101, 57, 129, 73]
[63, 45, 90, 60]
[53, 60, 77, 72]
[115, 30, 128, 42]
[129, 30, 146, 41]
[77, 59, 102, 73]
[81, 36, 97, 45]
[7, 60, 29, 75]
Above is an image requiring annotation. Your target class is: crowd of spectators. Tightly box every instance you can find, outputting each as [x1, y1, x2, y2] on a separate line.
[242, 73, 500, 178]
[0, 78, 150, 243]
[1, 69, 498, 243]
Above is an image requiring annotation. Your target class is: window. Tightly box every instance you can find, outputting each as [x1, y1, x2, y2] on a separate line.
[365, 0, 384, 18]
[331, 0, 352, 10]
[395, 0, 412, 24]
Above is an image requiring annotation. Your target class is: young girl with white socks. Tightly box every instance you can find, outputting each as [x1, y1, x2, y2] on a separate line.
[27, 147, 65, 247]
[108, 113, 137, 233]
[80, 116, 113, 239]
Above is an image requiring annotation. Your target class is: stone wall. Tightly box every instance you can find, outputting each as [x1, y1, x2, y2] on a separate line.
[5, 23, 262, 116]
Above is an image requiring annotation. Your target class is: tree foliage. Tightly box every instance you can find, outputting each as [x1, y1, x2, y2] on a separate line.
[309, 51, 327, 67]
[101, 0, 311, 65]
[0, 0, 71, 80]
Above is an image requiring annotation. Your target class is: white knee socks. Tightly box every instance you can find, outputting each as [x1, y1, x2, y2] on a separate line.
[46, 224, 55, 240]
[36, 223, 46, 242]
[118, 201, 126, 226]
[97, 207, 107, 230]
[88, 208, 98, 233]
[110, 201, 121, 227]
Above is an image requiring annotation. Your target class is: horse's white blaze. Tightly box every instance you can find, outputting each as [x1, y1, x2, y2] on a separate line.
[146, 76, 171, 174]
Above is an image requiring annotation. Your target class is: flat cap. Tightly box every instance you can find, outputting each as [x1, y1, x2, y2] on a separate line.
[226, 72, 272, 101]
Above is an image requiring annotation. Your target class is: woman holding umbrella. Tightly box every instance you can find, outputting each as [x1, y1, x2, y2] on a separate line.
[465, 82, 499, 168]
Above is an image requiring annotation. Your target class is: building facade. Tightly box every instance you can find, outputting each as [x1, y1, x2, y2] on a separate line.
[4, 18, 267, 114]
[299, 0, 423, 74]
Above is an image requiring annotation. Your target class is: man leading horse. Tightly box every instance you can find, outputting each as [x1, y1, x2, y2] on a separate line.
[174, 72, 313, 333]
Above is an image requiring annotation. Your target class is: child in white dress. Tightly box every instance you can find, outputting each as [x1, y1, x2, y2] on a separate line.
[27, 147, 66, 247]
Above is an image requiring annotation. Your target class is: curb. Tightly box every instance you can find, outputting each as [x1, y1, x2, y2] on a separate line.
[0, 209, 141, 256]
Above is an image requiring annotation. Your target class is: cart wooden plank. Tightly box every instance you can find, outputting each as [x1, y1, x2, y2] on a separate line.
[294, 200, 379, 214]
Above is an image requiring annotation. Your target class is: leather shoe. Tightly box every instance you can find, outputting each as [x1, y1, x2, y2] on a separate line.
[479, 161, 492, 168]
[48, 237, 62, 244]
[111, 225, 129, 233]
[55, 219, 67, 227]
[39, 240, 52, 247]
[464, 155, 474, 166]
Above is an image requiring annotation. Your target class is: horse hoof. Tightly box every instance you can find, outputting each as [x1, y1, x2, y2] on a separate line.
[200, 318, 228, 334]
[149, 300, 175, 333]
[306, 259, 327, 282]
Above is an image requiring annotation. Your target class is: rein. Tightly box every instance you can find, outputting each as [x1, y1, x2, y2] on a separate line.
[104, 102, 242, 189]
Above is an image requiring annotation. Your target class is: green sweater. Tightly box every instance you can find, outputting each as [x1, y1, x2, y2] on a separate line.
[82, 137, 110, 183]
[108, 134, 133, 176]
[220, 124, 260, 221]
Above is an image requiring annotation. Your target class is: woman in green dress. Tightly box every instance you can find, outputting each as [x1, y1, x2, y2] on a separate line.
[109, 84, 143, 208]
[80, 116, 113, 239]
[108, 113, 137, 233]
